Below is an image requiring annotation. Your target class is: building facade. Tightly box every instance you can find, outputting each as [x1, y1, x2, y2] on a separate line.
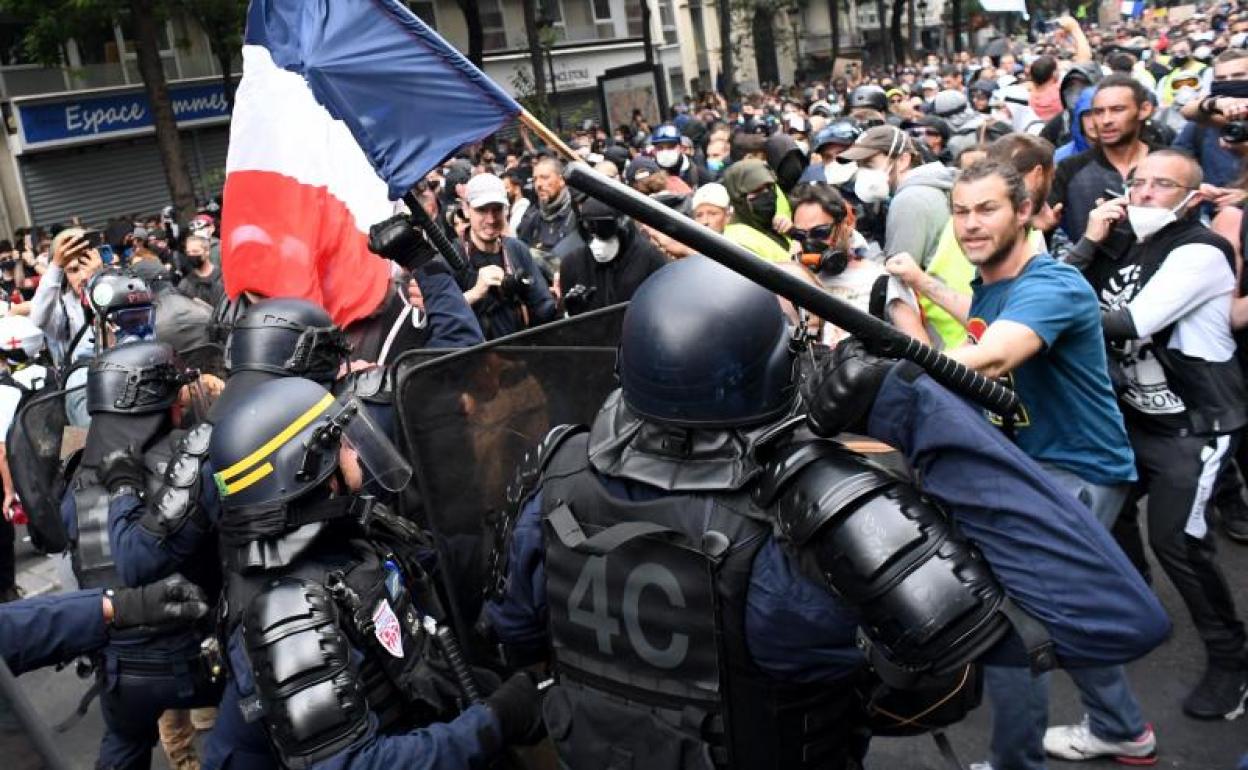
[0, 12, 236, 232]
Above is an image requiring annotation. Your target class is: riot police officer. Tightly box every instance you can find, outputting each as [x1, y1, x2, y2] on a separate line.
[201, 377, 540, 770]
[484, 256, 1169, 768]
[104, 297, 353, 593]
[60, 340, 223, 770]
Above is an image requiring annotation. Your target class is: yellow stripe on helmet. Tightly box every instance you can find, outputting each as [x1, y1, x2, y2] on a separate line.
[217, 393, 336, 485]
[220, 462, 275, 496]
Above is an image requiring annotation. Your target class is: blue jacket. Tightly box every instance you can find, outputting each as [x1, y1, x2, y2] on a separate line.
[416, 268, 484, 349]
[0, 589, 108, 674]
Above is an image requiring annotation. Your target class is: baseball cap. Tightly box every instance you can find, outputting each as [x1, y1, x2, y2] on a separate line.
[625, 156, 661, 185]
[691, 183, 730, 211]
[921, 78, 940, 92]
[465, 173, 508, 209]
[839, 125, 919, 163]
[189, 214, 214, 231]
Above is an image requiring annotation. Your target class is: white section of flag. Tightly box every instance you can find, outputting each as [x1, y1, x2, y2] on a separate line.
[225, 44, 395, 234]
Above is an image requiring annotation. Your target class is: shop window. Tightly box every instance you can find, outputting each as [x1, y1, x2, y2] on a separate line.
[481, 0, 509, 51]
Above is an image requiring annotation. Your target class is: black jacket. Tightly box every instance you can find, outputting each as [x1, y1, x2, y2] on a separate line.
[558, 223, 667, 314]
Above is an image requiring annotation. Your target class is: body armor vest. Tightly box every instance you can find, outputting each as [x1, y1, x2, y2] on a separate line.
[539, 431, 860, 770]
[70, 435, 174, 590]
[227, 515, 460, 739]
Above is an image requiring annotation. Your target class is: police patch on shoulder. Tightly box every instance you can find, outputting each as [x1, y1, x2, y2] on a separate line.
[372, 598, 404, 658]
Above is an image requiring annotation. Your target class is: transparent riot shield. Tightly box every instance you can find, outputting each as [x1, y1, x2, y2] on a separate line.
[393, 305, 626, 648]
[6, 387, 81, 554]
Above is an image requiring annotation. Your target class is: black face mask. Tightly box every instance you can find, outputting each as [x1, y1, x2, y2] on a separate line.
[775, 156, 806, 193]
[1172, 54, 1191, 66]
[1211, 79, 1248, 99]
[749, 188, 778, 225]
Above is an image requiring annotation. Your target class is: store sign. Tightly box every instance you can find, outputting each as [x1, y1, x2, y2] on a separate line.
[15, 80, 231, 152]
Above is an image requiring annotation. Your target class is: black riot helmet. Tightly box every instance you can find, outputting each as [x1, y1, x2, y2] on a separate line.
[619, 256, 796, 427]
[210, 377, 411, 570]
[224, 298, 351, 384]
[86, 340, 182, 416]
[848, 85, 889, 113]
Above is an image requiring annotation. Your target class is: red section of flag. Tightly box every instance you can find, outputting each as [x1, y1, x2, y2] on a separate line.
[221, 169, 391, 328]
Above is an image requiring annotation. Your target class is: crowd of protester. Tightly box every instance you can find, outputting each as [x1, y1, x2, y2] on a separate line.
[0, 2, 1247, 768]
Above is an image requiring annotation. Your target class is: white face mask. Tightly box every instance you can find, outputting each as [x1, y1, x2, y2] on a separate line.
[795, 140, 811, 156]
[1127, 191, 1195, 241]
[853, 165, 892, 203]
[655, 149, 682, 169]
[590, 236, 620, 263]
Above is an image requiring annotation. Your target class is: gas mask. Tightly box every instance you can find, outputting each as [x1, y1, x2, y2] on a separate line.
[793, 223, 850, 275]
[1127, 190, 1196, 241]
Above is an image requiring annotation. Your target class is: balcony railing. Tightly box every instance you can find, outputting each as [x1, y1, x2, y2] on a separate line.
[0, 48, 239, 100]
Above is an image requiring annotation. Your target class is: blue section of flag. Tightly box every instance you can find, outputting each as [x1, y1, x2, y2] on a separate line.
[246, 0, 521, 199]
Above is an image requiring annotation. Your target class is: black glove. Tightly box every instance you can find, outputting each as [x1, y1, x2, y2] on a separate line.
[99, 448, 145, 495]
[805, 340, 900, 437]
[108, 574, 209, 630]
[368, 214, 436, 273]
[486, 671, 544, 746]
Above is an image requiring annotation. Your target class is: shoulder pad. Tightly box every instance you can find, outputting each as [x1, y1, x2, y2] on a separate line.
[243, 578, 369, 770]
[762, 442, 895, 546]
[505, 424, 587, 506]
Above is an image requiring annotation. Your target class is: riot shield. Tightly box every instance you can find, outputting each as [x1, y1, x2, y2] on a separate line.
[6, 387, 81, 554]
[393, 305, 626, 648]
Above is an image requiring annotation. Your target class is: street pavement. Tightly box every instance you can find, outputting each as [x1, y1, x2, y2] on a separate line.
[9, 515, 1248, 770]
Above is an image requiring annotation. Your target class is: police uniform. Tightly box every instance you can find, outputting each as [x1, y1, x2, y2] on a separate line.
[200, 378, 539, 770]
[486, 257, 1171, 769]
[0, 576, 208, 675]
[60, 341, 223, 770]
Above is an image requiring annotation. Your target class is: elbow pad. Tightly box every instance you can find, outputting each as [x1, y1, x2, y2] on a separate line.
[141, 424, 213, 538]
[761, 441, 1013, 678]
[243, 578, 370, 770]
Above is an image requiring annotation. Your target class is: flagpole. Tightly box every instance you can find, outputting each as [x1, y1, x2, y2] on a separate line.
[518, 108, 579, 161]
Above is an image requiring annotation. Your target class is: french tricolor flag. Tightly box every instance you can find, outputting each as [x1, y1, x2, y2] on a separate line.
[222, 0, 521, 327]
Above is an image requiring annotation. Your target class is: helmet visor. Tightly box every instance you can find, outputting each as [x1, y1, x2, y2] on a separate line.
[109, 306, 155, 341]
[316, 397, 412, 492]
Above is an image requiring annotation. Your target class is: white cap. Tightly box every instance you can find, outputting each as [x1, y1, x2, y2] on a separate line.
[465, 173, 508, 209]
[691, 183, 730, 211]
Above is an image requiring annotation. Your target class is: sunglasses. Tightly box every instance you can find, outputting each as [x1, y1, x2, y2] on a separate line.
[788, 224, 837, 242]
[908, 128, 940, 137]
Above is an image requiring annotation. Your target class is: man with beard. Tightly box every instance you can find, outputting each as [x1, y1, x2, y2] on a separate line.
[177, 235, 224, 307]
[931, 160, 1153, 769]
[516, 157, 579, 277]
[1048, 74, 1157, 245]
[462, 173, 556, 340]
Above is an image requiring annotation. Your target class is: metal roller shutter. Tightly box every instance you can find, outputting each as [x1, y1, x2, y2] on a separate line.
[18, 125, 231, 229]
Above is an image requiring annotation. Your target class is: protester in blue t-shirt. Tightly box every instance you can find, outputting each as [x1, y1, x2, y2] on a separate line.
[892, 159, 1156, 769]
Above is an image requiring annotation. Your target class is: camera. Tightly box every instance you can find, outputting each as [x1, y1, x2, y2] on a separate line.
[1222, 121, 1248, 144]
[562, 283, 597, 315]
[497, 271, 532, 302]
